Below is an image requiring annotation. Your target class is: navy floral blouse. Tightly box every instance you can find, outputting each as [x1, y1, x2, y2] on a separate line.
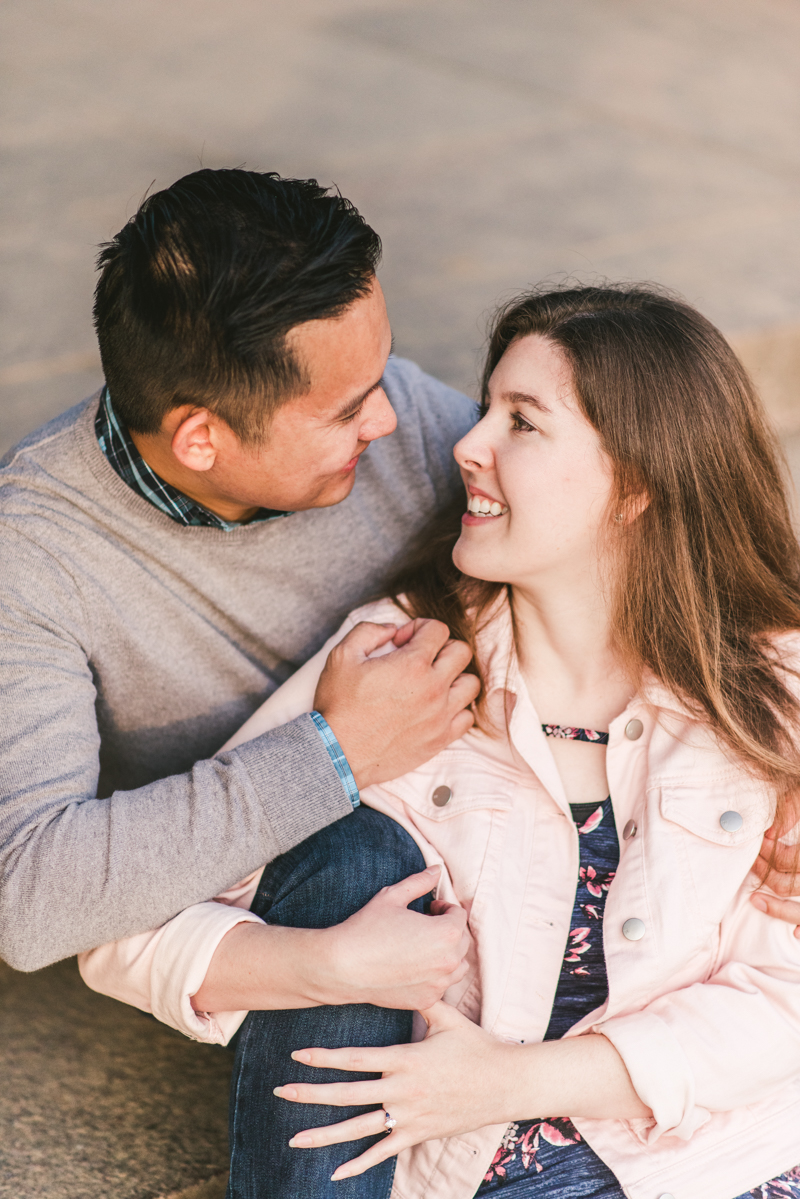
[474, 726, 800, 1199]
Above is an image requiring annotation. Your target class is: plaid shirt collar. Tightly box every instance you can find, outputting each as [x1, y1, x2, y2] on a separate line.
[95, 388, 291, 531]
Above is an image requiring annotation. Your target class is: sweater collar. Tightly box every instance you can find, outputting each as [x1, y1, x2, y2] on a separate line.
[95, 387, 292, 531]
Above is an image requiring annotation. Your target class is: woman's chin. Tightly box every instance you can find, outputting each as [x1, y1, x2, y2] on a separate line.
[452, 537, 508, 584]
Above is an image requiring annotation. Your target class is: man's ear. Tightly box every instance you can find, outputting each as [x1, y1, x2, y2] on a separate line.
[170, 408, 218, 473]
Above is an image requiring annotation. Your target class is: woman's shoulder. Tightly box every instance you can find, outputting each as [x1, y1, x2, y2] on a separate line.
[344, 596, 413, 631]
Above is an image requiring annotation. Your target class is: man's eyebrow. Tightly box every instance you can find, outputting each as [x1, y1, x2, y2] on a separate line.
[504, 390, 552, 414]
[332, 379, 383, 421]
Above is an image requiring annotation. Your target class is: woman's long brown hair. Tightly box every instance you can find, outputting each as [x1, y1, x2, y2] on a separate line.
[393, 284, 800, 835]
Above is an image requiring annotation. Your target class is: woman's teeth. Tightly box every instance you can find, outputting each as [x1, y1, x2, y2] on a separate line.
[467, 495, 509, 518]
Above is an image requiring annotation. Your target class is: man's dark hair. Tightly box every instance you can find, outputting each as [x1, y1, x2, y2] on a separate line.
[93, 168, 382, 442]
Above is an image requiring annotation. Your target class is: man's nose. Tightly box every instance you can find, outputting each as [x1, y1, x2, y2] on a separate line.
[360, 388, 397, 442]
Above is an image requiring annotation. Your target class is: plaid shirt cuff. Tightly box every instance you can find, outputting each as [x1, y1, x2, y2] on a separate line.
[309, 711, 360, 809]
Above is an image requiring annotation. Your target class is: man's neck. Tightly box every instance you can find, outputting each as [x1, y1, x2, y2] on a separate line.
[128, 428, 260, 523]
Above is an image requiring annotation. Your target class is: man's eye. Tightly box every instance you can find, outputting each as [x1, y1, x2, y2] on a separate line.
[511, 411, 536, 433]
[341, 405, 365, 424]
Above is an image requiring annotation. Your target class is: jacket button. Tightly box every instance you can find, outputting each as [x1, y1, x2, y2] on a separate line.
[624, 718, 644, 740]
[623, 819, 637, 840]
[658, 1194, 676, 1199]
[622, 918, 646, 941]
[719, 810, 743, 833]
[432, 785, 452, 807]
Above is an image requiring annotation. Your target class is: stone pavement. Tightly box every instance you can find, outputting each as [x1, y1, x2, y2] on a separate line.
[2, 1, 800, 1195]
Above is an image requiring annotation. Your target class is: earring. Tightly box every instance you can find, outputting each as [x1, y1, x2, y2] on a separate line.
[614, 514, 624, 522]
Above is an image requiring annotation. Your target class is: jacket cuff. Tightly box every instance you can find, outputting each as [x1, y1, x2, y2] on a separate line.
[228, 713, 354, 854]
[597, 1011, 710, 1141]
[151, 902, 264, 1045]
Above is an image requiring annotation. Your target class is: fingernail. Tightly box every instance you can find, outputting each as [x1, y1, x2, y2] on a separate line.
[331, 1171, 349, 1182]
[424, 864, 441, 874]
[751, 894, 768, 912]
[291, 1050, 311, 1063]
[289, 1134, 312, 1147]
[273, 1086, 298, 1099]
[794, 926, 800, 940]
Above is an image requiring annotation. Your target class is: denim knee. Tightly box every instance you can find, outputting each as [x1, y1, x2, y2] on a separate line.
[251, 805, 427, 927]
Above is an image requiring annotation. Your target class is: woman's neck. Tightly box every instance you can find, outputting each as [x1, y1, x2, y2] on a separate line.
[512, 577, 634, 732]
[511, 579, 634, 806]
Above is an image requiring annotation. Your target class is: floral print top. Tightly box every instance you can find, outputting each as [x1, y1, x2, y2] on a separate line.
[475, 726, 800, 1199]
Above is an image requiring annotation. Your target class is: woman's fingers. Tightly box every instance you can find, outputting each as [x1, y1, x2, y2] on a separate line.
[288, 1108, 388, 1149]
[331, 1137, 402, 1182]
[290, 1044, 391, 1072]
[274, 1078, 387, 1107]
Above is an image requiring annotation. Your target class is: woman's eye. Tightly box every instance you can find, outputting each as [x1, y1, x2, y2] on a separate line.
[511, 411, 536, 433]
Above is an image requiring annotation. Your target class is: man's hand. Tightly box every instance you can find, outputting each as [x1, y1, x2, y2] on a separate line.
[751, 808, 800, 937]
[313, 618, 481, 789]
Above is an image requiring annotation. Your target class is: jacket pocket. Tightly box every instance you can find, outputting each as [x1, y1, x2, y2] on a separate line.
[658, 775, 773, 846]
[379, 748, 517, 821]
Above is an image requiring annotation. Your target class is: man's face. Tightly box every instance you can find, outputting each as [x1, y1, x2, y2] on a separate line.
[208, 279, 396, 513]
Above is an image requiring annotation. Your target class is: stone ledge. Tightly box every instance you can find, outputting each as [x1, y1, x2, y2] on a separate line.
[0, 958, 232, 1199]
[161, 1177, 228, 1199]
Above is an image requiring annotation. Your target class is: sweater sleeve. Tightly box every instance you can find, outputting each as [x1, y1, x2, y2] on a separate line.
[596, 881, 800, 1141]
[0, 529, 353, 971]
[74, 600, 409, 1035]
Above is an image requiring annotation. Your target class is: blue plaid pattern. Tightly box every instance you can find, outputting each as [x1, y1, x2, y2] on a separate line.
[95, 388, 291, 530]
[310, 711, 360, 809]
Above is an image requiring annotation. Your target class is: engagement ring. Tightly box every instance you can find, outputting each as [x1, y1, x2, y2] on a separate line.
[383, 1109, 397, 1132]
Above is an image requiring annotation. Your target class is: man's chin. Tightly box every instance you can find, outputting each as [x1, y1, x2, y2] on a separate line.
[289, 469, 358, 512]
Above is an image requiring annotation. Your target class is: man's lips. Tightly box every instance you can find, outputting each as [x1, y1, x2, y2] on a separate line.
[342, 447, 368, 473]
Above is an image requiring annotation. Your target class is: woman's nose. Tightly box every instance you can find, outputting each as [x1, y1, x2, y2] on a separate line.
[454, 419, 493, 471]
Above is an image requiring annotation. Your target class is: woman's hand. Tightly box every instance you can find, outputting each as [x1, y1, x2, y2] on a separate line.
[276, 1002, 517, 1181]
[191, 868, 471, 1014]
[274, 1008, 651, 1180]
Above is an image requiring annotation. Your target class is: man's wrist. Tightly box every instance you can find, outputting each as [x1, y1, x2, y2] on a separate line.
[310, 710, 361, 808]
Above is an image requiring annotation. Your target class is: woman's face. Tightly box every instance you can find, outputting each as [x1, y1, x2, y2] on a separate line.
[452, 334, 617, 591]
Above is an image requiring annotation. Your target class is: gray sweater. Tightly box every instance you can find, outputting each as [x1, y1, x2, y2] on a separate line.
[0, 358, 475, 970]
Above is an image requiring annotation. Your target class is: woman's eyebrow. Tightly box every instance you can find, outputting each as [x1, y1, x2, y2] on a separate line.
[504, 390, 552, 414]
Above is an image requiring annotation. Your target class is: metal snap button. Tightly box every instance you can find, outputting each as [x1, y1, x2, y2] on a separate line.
[719, 810, 743, 833]
[658, 1194, 676, 1199]
[432, 785, 452, 808]
[622, 917, 646, 941]
[623, 819, 637, 840]
[624, 718, 644, 741]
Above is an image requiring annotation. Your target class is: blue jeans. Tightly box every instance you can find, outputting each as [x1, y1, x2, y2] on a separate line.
[226, 806, 427, 1199]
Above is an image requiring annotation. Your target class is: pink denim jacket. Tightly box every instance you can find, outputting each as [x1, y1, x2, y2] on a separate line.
[80, 597, 800, 1199]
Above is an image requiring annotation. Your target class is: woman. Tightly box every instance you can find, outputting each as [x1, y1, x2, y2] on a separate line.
[82, 285, 800, 1198]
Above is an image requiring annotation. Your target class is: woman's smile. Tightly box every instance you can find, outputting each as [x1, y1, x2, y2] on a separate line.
[462, 486, 509, 525]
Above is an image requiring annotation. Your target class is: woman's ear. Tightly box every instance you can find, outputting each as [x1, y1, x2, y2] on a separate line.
[614, 489, 650, 526]
[170, 408, 218, 473]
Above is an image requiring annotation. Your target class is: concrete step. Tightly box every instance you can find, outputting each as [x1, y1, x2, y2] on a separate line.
[0, 959, 232, 1199]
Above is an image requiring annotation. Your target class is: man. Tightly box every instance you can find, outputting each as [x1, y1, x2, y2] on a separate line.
[0, 168, 478, 987]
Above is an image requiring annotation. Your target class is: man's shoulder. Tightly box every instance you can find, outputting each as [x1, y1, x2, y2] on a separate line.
[374, 357, 476, 481]
[0, 394, 95, 474]
[382, 356, 474, 424]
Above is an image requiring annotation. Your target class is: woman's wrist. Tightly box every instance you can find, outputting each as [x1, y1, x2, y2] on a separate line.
[504, 1036, 652, 1123]
[192, 922, 330, 1013]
